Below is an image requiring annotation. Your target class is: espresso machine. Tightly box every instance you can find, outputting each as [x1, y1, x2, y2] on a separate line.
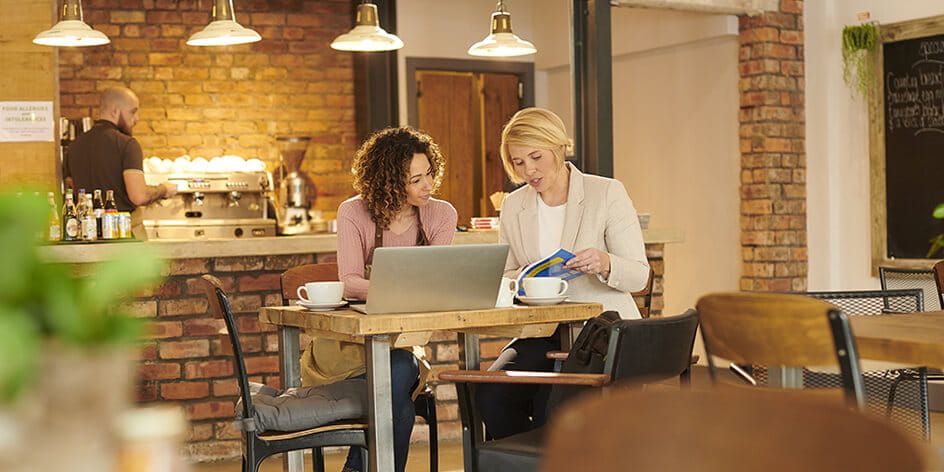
[275, 137, 316, 235]
[139, 159, 276, 240]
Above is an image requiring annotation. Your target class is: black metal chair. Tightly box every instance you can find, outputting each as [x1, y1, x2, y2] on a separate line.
[197, 274, 369, 472]
[879, 266, 942, 311]
[801, 289, 931, 440]
[280, 263, 439, 472]
[439, 310, 700, 472]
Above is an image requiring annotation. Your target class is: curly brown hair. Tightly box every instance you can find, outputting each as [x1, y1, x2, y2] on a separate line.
[352, 127, 445, 229]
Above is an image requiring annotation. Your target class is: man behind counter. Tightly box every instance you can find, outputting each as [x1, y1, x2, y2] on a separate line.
[64, 87, 177, 239]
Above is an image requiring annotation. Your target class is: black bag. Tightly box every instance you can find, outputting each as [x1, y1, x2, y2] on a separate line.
[546, 311, 622, 413]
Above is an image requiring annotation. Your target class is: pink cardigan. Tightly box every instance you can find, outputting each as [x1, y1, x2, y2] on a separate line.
[336, 195, 458, 300]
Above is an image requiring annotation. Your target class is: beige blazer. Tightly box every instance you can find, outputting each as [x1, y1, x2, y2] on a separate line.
[500, 163, 650, 319]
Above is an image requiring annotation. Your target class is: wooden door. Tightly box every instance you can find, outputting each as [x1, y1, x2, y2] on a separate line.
[416, 71, 479, 226]
[480, 73, 520, 216]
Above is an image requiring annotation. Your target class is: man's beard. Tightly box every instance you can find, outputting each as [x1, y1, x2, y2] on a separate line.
[116, 115, 133, 135]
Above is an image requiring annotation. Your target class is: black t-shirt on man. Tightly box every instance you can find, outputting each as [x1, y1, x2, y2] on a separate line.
[63, 120, 143, 212]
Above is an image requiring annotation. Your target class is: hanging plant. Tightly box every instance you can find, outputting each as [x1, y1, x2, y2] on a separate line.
[841, 23, 880, 98]
[928, 203, 944, 257]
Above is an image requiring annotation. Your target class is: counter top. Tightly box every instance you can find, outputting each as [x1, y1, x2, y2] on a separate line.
[38, 228, 684, 264]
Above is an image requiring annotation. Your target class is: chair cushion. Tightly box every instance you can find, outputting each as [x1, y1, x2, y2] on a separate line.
[477, 428, 544, 472]
[236, 379, 367, 432]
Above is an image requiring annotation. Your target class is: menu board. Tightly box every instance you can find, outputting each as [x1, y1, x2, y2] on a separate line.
[882, 33, 944, 259]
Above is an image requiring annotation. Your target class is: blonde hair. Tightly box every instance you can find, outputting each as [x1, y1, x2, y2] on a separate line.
[499, 107, 571, 184]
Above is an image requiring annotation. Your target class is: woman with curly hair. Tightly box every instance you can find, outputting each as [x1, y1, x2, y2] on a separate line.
[339, 126, 458, 299]
[325, 126, 456, 472]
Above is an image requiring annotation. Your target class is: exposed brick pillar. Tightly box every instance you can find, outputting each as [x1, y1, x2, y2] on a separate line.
[738, 0, 807, 292]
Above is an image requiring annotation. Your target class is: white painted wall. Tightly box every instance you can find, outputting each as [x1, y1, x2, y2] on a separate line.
[397, 1, 742, 315]
[805, 1, 944, 290]
[533, 6, 742, 315]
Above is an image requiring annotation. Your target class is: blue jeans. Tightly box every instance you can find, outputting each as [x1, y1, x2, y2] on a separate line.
[344, 348, 419, 472]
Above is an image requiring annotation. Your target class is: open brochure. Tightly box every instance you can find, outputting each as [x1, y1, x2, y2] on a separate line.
[516, 248, 585, 295]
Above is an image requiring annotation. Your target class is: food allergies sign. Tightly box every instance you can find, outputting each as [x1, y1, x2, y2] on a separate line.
[0, 101, 54, 142]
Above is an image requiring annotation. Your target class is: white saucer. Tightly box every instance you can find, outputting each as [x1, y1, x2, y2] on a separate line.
[517, 295, 568, 306]
[299, 300, 348, 311]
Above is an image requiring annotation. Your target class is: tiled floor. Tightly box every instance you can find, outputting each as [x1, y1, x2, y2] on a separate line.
[193, 411, 944, 472]
[193, 442, 465, 472]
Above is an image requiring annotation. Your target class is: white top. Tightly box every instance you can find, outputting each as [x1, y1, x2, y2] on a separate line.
[536, 193, 566, 258]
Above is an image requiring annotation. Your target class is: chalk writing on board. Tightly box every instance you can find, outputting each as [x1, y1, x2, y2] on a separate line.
[886, 39, 944, 136]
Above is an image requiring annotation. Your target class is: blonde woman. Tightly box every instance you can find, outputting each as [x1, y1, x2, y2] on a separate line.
[476, 107, 650, 439]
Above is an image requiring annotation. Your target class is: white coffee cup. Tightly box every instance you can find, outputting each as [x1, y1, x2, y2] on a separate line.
[495, 277, 519, 308]
[297, 281, 344, 304]
[522, 277, 568, 298]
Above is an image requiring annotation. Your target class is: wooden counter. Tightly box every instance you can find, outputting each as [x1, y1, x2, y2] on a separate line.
[39, 228, 684, 263]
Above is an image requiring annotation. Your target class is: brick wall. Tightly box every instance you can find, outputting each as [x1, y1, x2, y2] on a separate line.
[57, 0, 357, 218]
[738, 0, 807, 292]
[128, 243, 665, 461]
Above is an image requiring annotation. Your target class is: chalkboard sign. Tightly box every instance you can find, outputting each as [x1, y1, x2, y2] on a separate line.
[883, 33, 944, 259]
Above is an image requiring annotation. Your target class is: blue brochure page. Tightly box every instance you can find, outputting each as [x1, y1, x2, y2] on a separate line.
[516, 248, 584, 295]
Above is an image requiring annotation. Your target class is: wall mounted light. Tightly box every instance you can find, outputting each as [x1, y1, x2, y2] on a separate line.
[186, 0, 261, 47]
[468, 0, 536, 57]
[33, 0, 110, 47]
[330, 1, 403, 52]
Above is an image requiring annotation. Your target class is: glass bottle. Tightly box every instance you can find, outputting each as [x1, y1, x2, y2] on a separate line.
[62, 192, 79, 242]
[93, 189, 104, 238]
[47, 192, 61, 242]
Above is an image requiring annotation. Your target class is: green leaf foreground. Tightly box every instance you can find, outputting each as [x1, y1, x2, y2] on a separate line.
[0, 190, 165, 402]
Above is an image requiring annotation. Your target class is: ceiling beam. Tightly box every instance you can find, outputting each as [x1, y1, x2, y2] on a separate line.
[613, 0, 779, 16]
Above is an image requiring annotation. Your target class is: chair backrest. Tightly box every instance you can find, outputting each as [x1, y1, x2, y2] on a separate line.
[933, 260, 944, 308]
[805, 288, 924, 315]
[878, 267, 938, 311]
[697, 292, 864, 407]
[547, 309, 699, 412]
[280, 263, 339, 303]
[196, 274, 255, 424]
[630, 268, 655, 318]
[543, 388, 929, 472]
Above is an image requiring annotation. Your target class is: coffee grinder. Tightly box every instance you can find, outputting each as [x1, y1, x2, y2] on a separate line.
[275, 136, 314, 235]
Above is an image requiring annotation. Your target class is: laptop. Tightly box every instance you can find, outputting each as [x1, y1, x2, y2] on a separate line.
[350, 244, 509, 314]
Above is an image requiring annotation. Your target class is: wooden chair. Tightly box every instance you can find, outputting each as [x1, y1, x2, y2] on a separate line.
[195, 274, 367, 472]
[440, 310, 699, 472]
[696, 292, 866, 408]
[543, 387, 931, 472]
[631, 268, 655, 318]
[280, 263, 440, 472]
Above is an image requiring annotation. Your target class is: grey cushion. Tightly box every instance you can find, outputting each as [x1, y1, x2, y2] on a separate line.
[236, 380, 367, 432]
[477, 427, 544, 472]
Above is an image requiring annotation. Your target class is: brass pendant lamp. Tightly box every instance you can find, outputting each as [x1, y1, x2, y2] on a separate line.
[330, 1, 404, 52]
[187, 0, 261, 47]
[33, 0, 110, 47]
[468, 0, 536, 57]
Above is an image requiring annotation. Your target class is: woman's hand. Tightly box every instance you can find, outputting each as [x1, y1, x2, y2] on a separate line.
[564, 248, 611, 277]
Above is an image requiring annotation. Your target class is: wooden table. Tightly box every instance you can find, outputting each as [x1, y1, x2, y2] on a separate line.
[771, 312, 944, 389]
[850, 312, 944, 368]
[259, 302, 603, 472]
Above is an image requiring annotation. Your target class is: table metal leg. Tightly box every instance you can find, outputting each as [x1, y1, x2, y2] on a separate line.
[456, 333, 482, 472]
[457, 332, 481, 371]
[768, 366, 803, 388]
[278, 326, 304, 472]
[366, 335, 395, 472]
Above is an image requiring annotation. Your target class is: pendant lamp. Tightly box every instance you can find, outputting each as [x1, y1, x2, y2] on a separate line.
[187, 0, 261, 47]
[33, 0, 110, 47]
[468, 0, 536, 57]
[330, 1, 403, 52]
